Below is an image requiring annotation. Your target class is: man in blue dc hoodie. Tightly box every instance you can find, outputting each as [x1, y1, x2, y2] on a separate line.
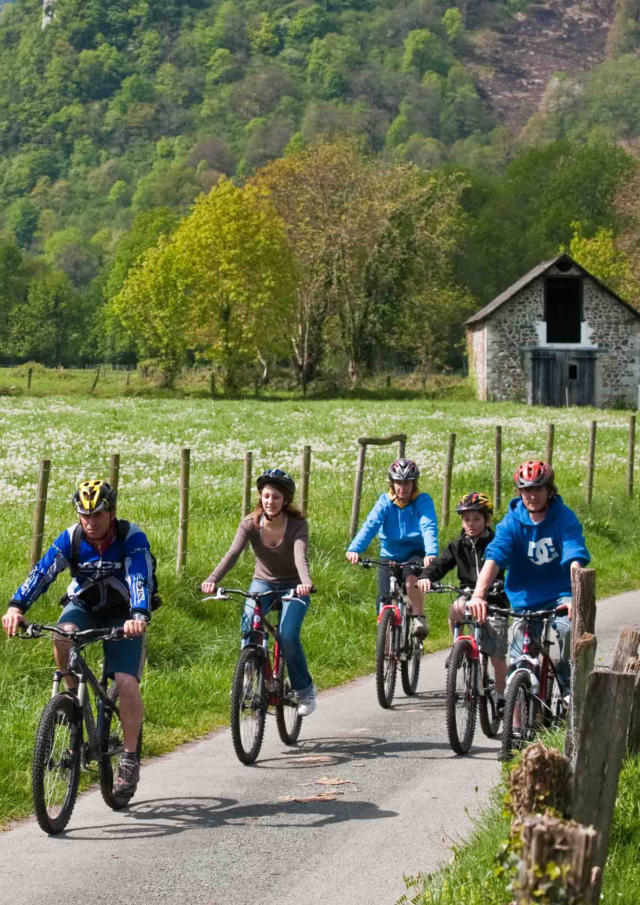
[469, 460, 590, 693]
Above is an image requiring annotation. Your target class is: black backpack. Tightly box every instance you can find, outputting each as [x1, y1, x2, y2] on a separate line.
[67, 519, 162, 611]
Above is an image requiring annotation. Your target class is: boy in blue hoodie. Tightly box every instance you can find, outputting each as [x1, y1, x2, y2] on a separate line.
[469, 460, 590, 694]
[346, 458, 438, 638]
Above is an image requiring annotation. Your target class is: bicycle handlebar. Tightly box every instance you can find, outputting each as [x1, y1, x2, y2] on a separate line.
[202, 586, 316, 603]
[18, 623, 126, 643]
[357, 558, 423, 570]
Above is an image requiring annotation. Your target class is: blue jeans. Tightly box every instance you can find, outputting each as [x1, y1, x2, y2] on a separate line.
[509, 597, 572, 693]
[243, 579, 312, 693]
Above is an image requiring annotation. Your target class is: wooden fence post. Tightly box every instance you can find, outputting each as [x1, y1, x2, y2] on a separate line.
[30, 458, 51, 568]
[442, 432, 456, 527]
[571, 567, 596, 657]
[611, 626, 640, 672]
[627, 414, 635, 497]
[242, 451, 253, 517]
[572, 670, 637, 884]
[516, 816, 599, 905]
[398, 436, 406, 459]
[546, 422, 554, 467]
[350, 443, 367, 540]
[625, 657, 640, 755]
[509, 742, 572, 821]
[176, 447, 190, 575]
[493, 425, 502, 512]
[90, 368, 100, 393]
[566, 633, 597, 764]
[109, 453, 120, 495]
[27, 367, 33, 391]
[586, 420, 596, 504]
[300, 445, 311, 517]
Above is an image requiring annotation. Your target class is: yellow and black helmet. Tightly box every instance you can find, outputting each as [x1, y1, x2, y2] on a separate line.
[455, 492, 493, 516]
[73, 480, 117, 515]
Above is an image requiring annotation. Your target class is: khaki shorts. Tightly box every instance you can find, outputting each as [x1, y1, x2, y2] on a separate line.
[450, 596, 508, 658]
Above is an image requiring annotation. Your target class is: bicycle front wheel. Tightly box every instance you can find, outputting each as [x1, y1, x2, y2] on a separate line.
[32, 693, 82, 834]
[400, 619, 422, 696]
[230, 647, 266, 764]
[275, 660, 302, 746]
[501, 671, 534, 761]
[100, 684, 143, 810]
[376, 608, 399, 708]
[445, 640, 478, 755]
[478, 654, 500, 738]
[543, 667, 567, 729]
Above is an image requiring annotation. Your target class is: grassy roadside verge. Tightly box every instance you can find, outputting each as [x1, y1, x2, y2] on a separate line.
[401, 748, 640, 905]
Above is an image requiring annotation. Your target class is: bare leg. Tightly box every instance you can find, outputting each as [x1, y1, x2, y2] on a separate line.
[405, 575, 424, 615]
[114, 672, 143, 753]
[492, 656, 507, 695]
[53, 622, 78, 691]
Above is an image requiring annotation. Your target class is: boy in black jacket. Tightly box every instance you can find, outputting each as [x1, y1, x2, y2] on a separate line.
[417, 492, 508, 706]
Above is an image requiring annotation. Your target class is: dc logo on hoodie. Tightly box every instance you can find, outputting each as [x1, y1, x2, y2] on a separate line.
[528, 538, 559, 566]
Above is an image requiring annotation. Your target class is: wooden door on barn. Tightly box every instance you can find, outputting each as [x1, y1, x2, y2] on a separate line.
[531, 349, 595, 406]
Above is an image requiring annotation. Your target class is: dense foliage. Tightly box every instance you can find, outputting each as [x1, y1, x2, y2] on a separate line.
[0, 0, 639, 384]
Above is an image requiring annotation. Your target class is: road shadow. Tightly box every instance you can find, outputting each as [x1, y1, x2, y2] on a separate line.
[59, 794, 398, 841]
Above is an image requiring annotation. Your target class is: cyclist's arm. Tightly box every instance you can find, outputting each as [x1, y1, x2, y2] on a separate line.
[9, 529, 73, 615]
[417, 493, 439, 557]
[204, 519, 251, 586]
[1, 606, 26, 637]
[346, 495, 387, 556]
[123, 529, 153, 620]
[559, 511, 590, 568]
[469, 559, 501, 622]
[292, 523, 312, 588]
[420, 543, 456, 583]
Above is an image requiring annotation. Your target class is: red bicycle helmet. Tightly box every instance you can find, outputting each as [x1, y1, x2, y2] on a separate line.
[513, 460, 554, 489]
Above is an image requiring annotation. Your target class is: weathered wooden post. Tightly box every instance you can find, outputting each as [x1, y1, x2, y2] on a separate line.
[516, 816, 599, 905]
[30, 459, 51, 568]
[176, 447, 190, 575]
[625, 657, 640, 755]
[586, 420, 596, 504]
[493, 425, 502, 512]
[27, 367, 33, 391]
[242, 451, 253, 517]
[545, 422, 554, 466]
[572, 669, 637, 887]
[90, 368, 100, 393]
[627, 414, 635, 497]
[397, 436, 406, 459]
[441, 432, 456, 527]
[300, 445, 311, 517]
[566, 567, 598, 762]
[349, 442, 367, 540]
[611, 625, 640, 672]
[571, 567, 596, 653]
[109, 453, 120, 495]
[209, 370, 215, 397]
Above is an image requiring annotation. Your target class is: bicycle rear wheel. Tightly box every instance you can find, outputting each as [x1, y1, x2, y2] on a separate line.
[501, 671, 534, 761]
[230, 647, 266, 764]
[100, 684, 143, 810]
[376, 608, 399, 708]
[478, 654, 500, 738]
[32, 693, 82, 834]
[445, 640, 478, 755]
[275, 659, 302, 745]
[400, 618, 422, 696]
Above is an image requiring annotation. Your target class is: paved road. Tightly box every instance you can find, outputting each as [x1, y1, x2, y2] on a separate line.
[1, 592, 638, 905]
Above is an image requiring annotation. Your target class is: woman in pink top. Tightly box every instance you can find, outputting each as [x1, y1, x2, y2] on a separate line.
[201, 468, 316, 716]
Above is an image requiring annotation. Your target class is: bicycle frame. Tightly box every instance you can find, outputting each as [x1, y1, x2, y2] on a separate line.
[507, 611, 560, 707]
[244, 596, 285, 704]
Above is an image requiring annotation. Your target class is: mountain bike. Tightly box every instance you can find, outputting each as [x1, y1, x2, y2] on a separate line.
[18, 621, 142, 835]
[500, 604, 569, 761]
[430, 584, 506, 755]
[359, 558, 424, 708]
[206, 587, 306, 765]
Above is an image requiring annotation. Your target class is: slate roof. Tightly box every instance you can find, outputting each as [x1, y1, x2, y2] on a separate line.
[465, 253, 640, 325]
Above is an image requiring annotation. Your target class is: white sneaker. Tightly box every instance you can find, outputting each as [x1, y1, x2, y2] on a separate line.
[297, 684, 317, 717]
[413, 615, 428, 641]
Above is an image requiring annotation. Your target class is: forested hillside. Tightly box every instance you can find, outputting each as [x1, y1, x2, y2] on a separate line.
[1, 0, 640, 387]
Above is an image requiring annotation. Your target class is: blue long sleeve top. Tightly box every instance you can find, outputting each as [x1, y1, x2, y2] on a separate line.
[485, 495, 590, 611]
[11, 521, 153, 617]
[347, 491, 439, 560]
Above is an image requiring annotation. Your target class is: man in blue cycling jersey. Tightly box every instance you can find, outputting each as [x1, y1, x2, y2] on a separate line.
[469, 460, 590, 696]
[2, 479, 153, 801]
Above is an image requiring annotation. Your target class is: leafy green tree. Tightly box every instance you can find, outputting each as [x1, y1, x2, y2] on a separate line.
[250, 14, 281, 56]
[401, 29, 453, 78]
[569, 221, 639, 301]
[5, 197, 40, 248]
[8, 267, 78, 365]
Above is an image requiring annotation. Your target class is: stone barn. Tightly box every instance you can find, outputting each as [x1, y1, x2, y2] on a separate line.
[465, 254, 640, 408]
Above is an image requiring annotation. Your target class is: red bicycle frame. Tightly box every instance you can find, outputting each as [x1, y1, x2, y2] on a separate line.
[377, 602, 402, 626]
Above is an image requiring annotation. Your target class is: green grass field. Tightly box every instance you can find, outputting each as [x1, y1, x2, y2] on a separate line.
[1, 392, 640, 830]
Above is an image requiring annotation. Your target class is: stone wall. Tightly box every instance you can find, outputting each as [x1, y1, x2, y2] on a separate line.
[466, 261, 640, 407]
